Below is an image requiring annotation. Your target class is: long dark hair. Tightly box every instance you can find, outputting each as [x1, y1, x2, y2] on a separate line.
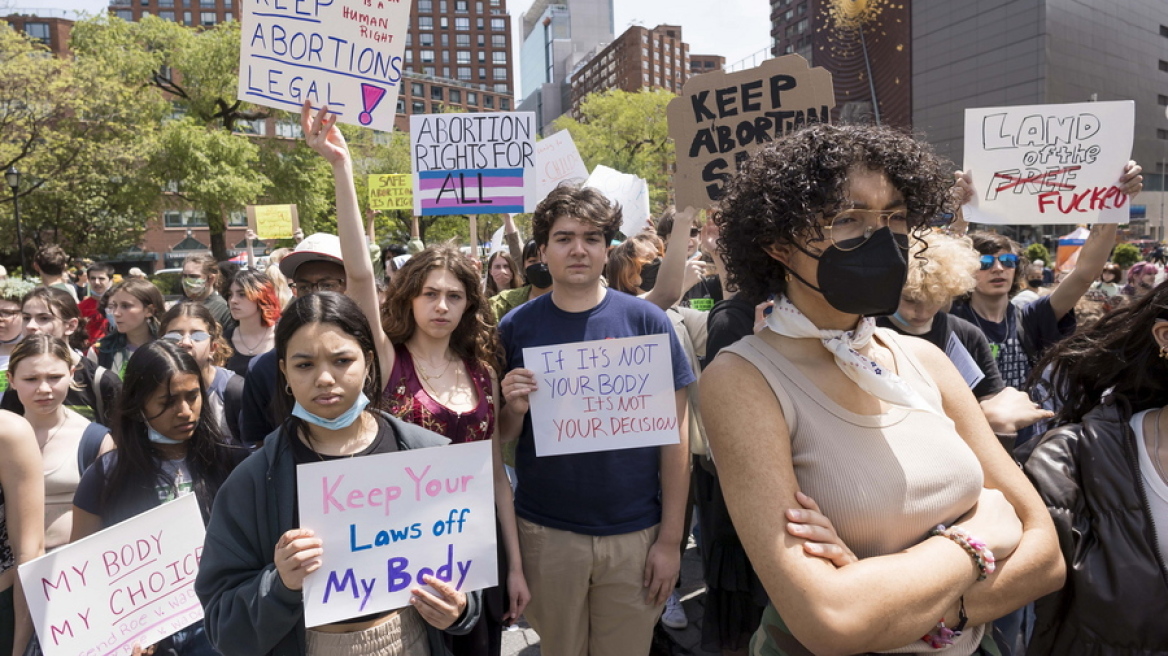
[484, 251, 522, 297]
[102, 340, 240, 519]
[274, 293, 385, 435]
[1031, 280, 1168, 424]
[22, 286, 88, 352]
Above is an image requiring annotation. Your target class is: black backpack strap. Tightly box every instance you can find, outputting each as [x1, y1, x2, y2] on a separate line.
[77, 422, 110, 473]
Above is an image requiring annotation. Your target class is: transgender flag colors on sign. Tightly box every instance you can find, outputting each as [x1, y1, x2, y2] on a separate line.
[410, 112, 537, 216]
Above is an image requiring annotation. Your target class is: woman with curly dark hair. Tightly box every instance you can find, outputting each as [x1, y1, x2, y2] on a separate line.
[301, 102, 527, 656]
[702, 123, 1064, 655]
[1019, 281, 1168, 654]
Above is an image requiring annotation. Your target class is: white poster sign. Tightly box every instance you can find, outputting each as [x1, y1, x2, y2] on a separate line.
[584, 165, 652, 237]
[523, 334, 680, 457]
[962, 100, 1134, 225]
[410, 112, 537, 216]
[238, 0, 410, 132]
[19, 495, 206, 656]
[535, 130, 590, 202]
[297, 441, 497, 627]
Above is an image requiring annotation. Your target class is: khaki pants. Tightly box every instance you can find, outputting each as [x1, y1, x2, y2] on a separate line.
[518, 517, 663, 656]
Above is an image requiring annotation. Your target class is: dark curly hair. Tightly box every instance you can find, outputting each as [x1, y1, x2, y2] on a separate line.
[531, 183, 622, 247]
[715, 123, 955, 303]
[1030, 280, 1168, 425]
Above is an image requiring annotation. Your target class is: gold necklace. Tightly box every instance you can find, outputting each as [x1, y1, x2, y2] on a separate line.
[407, 346, 455, 381]
[39, 413, 69, 450]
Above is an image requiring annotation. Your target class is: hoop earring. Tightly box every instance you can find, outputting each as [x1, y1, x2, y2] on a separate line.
[285, 384, 293, 395]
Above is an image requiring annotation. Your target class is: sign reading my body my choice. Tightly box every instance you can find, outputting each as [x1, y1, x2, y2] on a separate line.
[238, 0, 409, 132]
[297, 441, 497, 627]
[962, 100, 1135, 225]
[410, 112, 537, 216]
[524, 334, 680, 457]
[19, 495, 206, 656]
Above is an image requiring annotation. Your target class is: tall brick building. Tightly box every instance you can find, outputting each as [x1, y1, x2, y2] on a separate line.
[3, 14, 73, 56]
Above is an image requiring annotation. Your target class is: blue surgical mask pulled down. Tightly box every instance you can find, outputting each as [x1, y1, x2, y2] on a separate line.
[292, 392, 371, 431]
[147, 424, 185, 445]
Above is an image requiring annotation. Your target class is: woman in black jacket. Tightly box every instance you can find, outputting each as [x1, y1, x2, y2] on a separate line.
[1022, 280, 1168, 654]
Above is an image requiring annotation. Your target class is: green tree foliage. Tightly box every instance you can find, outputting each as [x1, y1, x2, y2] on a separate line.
[1025, 242, 1051, 266]
[1111, 242, 1142, 270]
[0, 21, 168, 261]
[552, 88, 676, 213]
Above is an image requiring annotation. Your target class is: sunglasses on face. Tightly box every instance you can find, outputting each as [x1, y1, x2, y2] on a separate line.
[162, 331, 211, 343]
[979, 253, 1019, 270]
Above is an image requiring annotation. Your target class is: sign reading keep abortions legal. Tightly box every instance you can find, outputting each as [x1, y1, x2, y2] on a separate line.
[667, 54, 835, 210]
[238, 0, 410, 132]
[962, 100, 1135, 225]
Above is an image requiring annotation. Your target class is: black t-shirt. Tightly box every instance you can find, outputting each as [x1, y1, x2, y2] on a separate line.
[0, 355, 121, 425]
[682, 275, 724, 309]
[950, 296, 1075, 390]
[288, 414, 400, 520]
[877, 312, 1005, 399]
[703, 297, 756, 370]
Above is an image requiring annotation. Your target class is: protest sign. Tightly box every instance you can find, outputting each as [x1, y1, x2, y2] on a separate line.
[237, 0, 409, 132]
[962, 100, 1134, 225]
[667, 54, 835, 210]
[247, 204, 300, 240]
[409, 112, 537, 216]
[368, 174, 413, 211]
[297, 441, 496, 627]
[523, 334, 680, 457]
[584, 165, 651, 237]
[535, 130, 590, 202]
[19, 495, 205, 656]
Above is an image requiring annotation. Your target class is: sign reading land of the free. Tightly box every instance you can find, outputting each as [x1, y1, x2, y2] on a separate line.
[962, 100, 1134, 225]
[523, 334, 680, 457]
[19, 495, 206, 656]
[368, 174, 413, 210]
[297, 441, 497, 627]
[237, 0, 409, 132]
[667, 54, 835, 210]
[409, 112, 537, 216]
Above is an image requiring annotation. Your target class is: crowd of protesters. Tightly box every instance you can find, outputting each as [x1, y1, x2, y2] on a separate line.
[0, 105, 1160, 656]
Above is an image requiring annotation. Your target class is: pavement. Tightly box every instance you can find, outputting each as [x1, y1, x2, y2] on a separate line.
[501, 539, 721, 656]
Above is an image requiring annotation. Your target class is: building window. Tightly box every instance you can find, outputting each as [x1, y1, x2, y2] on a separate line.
[411, 82, 424, 96]
[442, 66, 450, 77]
[1160, 95, 1168, 106]
[493, 83, 508, 93]
[476, 1, 483, 12]
[478, 67, 486, 79]
[396, 98, 405, 113]
[467, 92, 478, 105]
[492, 34, 506, 47]
[449, 89, 461, 103]
[457, 50, 470, 63]
[440, 16, 448, 28]
[441, 33, 449, 46]
[432, 102, 443, 112]
[457, 67, 472, 80]
[1161, 25, 1168, 37]
[456, 34, 470, 46]
[492, 51, 506, 64]
[455, 0, 468, 12]
[431, 86, 443, 100]
[201, 12, 217, 26]
[115, 9, 133, 20]
[1159, 129, 1168, 140]
[164, 210, 209, 228]
[500, 98, 510, 110]
[477, 50, 486, 62]
[1162, 60, 1168, 72]
[404, 50, 414, 63]
[412, 100, 425, 113]
[493, 67, 507, 80]
[420, 49, 435, 62]
[418, 0, 432, 11]
[484, 96, 495, 109]
[420, 32, 434, 46]
[418, 16, 433, 29]
[455, 17, 470, 30]
[159, 10, 175, 20]
[423, 66, 435, 76]
[23, 22, 50, 43]
[491, 17, 505, 30]
[476, 18, 484, 29]
[441, 50, 450, 63]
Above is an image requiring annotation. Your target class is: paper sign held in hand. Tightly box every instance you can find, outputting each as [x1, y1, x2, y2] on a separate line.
[237, 0, 410, 132]
[584, 165, 651, 237]
[410, 112, 537, 216]
[962, 100, 1134, 225]
[297, 441, 497, 627]
[19, 494, 206, 656]
[247, 204, 300, 240]
[667, 55, 835, 210]
[535, 130, 590, 202]
[524, 334, 680, 457]
[368, 174, 413, 211]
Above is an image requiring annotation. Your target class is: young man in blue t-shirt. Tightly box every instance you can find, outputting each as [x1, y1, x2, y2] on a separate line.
[498, 185, 695, 655]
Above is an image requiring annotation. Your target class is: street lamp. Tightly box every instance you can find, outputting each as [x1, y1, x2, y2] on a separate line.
[4, 167, 26, 279]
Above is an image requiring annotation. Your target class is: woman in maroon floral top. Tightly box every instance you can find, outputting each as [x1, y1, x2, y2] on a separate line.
[309, 99, 530, 656]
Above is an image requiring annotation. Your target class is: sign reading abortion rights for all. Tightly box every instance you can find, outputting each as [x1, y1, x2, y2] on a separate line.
[19, 495, 206, 656]
[667, 54, 835, 210]
[297, 441, 497, 627]
[237, 0, 409, 132]
[523, 334, 680, 457]
[409, 112, 537, 216]
[368, 174, 413, 210]
[962, 100, 1135, 225]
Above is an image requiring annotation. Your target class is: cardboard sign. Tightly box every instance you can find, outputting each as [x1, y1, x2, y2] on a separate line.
[535, 130, 590, 202]
[962, 100, 1134, 225]
[237, 0, 409, 132]
[667, 55, 835, 210]
[19, 495, 206, 656]
[523, 334, 680, 457]
[409, 112, 537, 216]
[368, 174, 413, 211]
[297, 441, 497, 627]
[247, 204, 300, 240]
[584, 165, 651, 237]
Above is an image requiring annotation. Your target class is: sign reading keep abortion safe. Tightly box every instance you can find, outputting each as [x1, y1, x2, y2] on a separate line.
[19, 495, 206, 656]
[238, 0, 409, 132]
[523, 334, 680, 457]
[297, 441, 497, 627]
[409, 112, 537, 216]
[962, 100, 1134, 225]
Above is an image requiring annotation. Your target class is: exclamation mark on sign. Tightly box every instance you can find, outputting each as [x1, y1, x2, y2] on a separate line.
[358, 84, 387, 126]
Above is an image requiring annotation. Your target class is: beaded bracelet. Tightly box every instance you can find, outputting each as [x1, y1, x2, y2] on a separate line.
[930, 524, 996, 581]
[920, 619, 956, 648]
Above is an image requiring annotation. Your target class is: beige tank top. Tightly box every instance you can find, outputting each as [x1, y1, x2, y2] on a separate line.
[725, 330, 985, 653]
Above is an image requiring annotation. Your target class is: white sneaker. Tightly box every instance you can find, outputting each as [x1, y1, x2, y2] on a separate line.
[660, 591, 688, 630]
